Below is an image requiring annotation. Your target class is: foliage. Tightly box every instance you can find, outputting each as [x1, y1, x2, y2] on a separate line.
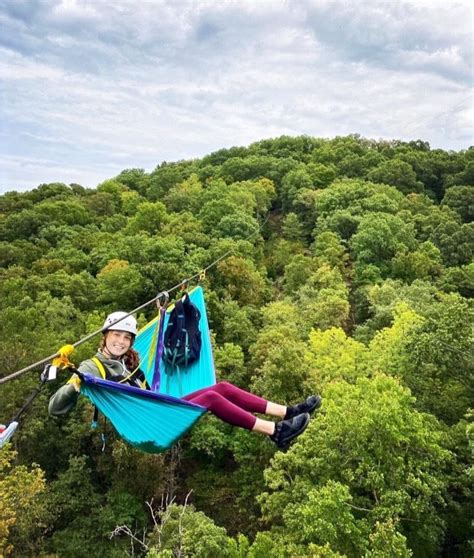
[147, 503, 247, 557]
[259, 375, 453, 556]
[0, 447, 47, 556]
[0, 135, 472, 556]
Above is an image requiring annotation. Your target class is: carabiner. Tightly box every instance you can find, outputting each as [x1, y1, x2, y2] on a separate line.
[155, 291, 169, 310]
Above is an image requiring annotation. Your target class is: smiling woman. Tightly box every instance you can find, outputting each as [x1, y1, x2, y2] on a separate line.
[48, 311, 149, 416]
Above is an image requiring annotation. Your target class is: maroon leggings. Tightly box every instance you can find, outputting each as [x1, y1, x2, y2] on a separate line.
[183, 381, 268, 430]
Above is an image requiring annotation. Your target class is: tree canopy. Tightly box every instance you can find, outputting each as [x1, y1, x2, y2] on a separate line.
[0, 134, 472, 557]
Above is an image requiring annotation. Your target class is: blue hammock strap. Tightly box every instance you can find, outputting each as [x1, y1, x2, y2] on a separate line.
[151, 305, 167, 392]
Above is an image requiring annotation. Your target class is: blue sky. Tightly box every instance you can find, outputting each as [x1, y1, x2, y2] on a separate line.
[1, 0, 472, 193]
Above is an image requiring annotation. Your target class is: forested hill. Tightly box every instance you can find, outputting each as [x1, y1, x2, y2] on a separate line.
[1, 135, 473, 557]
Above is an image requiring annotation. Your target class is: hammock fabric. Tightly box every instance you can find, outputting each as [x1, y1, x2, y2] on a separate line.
[80, 286, 216, 452]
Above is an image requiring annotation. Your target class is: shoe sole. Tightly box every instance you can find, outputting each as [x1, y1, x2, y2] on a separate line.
[286, 395, 322, 420]
[307, 395, 322, 415]
[277, 412, 310, 449]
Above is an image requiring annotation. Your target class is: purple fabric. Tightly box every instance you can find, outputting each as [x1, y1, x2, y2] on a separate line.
[151, 307, 166, 392]
[183, 381, 268, 430]
[82, 374, 206, 410]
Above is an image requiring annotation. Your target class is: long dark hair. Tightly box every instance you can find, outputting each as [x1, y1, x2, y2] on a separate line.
[100, 333, 140, 371]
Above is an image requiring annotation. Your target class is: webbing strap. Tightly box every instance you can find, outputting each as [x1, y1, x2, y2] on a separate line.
[151, 306, 166, 392]
[12, 379, 46, 422]
[90, 358, 106, 439]
[91, 357, 107, 379]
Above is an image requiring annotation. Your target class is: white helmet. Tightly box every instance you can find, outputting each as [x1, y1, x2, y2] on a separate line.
[102, 311, 138, 335]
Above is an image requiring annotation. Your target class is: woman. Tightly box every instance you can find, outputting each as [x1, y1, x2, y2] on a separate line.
[49, 312, 321, 449]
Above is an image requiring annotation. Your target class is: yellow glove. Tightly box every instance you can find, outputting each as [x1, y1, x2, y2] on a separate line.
[52, 344, 75, 368]
[67, 375, 82, 393]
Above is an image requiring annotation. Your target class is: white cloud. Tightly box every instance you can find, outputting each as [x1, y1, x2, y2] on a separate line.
[0, 0, 472, 193]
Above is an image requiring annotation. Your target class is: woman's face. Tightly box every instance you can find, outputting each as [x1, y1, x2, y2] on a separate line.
[103, 330, 133, 358]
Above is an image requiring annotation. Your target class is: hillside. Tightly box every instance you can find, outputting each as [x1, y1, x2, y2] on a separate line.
[1, 135, 473, 557]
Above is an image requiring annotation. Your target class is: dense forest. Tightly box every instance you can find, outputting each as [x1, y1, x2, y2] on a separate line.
[0, 134, 473, 557]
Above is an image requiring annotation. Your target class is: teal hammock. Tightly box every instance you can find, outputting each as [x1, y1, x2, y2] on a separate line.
[80, 287, 216, 453]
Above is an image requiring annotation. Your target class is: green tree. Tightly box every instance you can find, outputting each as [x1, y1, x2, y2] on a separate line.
[259, 375, 453, 556]
[214, 342, 247, 387]
[250, 335, 310, 403]
[164, 174, 203, 214]
[217, 298, 259, 351]
[147, 503, 247, 557]
[441, 185, 474, 223]
[296, 265, 350, 332]
[338, 151, 384, 178]
[312, 231, 349, 273]
[82, 191, 118, 217]
[46, 455, 145, 557]
[306, 162, 337, 188]
[96, 259, 146, 308]
[198, 198, 240, 233]
[0, 447, 47, 557]
[314, 179, 403, 222]
[0, 239, 44, 268]
[444, 158, 474, 188]
[1, 208, 48, 241]
[161, 212, 210, 249]
[216, 211, 260, 241]
[283, 254, 318, 294]
[402, 295, 473, 424]
[281, 167, 314, 209]
[35, 200, 93, 227]
[430, 221, 474, 266]
[282, 212, 304, 241]
[216, 256, 268, 307]
[368, 159, 424, 195]
[120, 189, 145, 216]
[241, 177, 276, 215]
[305, 327, 370, 391]
[249, 531, 345, 557]
[351, 213, 417, 273]
[437, 263, 474, 298]
[148, 163, 192, 200]
[26, 182, 74, 203]
[125, 201, 169, 235]
[391, 241, 442, 283]
[115, 168, 150, 194]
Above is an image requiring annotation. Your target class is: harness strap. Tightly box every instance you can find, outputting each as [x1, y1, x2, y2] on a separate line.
[90, 357, 107, 433]
[91, 357, 107, 379]
[12, 378, 47, 422]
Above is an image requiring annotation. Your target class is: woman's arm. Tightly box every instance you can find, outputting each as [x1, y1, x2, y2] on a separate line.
[48, 359, 100, 416]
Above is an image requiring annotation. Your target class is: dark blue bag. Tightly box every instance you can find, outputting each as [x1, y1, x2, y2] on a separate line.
[163, 293, 202, 373]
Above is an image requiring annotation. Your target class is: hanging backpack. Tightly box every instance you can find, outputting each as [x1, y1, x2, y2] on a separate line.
[163, 293, 202, 374]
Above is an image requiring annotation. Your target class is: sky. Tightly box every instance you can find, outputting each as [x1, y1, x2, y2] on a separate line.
[0, 0, 473, 193]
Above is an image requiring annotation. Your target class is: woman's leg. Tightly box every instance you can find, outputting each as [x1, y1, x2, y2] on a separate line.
[184, 381, 287, 417]
[183, 382, 316, 446]
[253, 417, 276, 435]
[185, 389, 267, 430]
[265, 401, 287, 418]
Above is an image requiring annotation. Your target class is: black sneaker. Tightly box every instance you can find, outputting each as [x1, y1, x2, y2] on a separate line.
[284, 395, 322, 420]
[270, 412, 310, 449]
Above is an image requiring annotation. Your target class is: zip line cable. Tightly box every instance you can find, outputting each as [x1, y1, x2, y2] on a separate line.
[0, 215, 270, 386]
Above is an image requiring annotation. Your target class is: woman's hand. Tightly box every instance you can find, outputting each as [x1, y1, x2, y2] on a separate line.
[67, 375, 82, 393]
